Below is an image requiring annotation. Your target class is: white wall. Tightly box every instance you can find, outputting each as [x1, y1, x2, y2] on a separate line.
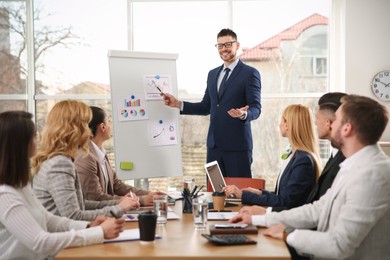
[330, 0, 390, 141]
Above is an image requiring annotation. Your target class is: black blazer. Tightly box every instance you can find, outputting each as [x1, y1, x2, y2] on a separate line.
[272, 150, 345, 212]
[305, 150, 345, 203]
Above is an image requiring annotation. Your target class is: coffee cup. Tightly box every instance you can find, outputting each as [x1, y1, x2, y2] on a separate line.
[212, 191, 226, 211]
[138, 211, 157, 242]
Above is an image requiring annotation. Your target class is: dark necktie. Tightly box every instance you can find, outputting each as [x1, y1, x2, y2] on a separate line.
[218, 68, 230, 97]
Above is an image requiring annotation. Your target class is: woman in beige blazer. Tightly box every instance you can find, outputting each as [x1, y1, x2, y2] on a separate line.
[74, 106, 164, 206]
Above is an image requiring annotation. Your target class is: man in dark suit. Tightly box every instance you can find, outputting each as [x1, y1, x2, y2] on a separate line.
[162, 28, 261, 178]
[304, 92, 347, 203]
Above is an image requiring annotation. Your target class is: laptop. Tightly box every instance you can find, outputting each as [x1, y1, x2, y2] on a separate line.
[204, 161, 241, 202]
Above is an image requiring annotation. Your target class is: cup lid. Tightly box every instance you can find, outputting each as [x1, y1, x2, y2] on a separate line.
[137, 211, 157, 220]
[212, 191, 225, 196]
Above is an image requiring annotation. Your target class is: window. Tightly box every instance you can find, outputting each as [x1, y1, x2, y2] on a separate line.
[313, 57, 327, 76]
[0, 2, 28, 112]
[0, 0, 331, 192]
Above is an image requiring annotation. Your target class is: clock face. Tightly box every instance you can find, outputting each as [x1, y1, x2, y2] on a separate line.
[371, 70, 390, 101]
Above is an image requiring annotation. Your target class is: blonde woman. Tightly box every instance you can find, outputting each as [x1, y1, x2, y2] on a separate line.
[32, 100, 139, 221]
[225, 104, 321, 209]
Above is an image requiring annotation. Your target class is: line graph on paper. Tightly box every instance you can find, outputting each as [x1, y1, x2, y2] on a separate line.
[143, 74, 172, 100]
[147, 119, 177, 146]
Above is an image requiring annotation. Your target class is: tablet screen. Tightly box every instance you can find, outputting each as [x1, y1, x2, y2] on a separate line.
[205, 161, 226, 192]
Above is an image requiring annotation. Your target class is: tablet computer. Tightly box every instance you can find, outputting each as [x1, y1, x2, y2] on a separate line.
[205, 160, 226, 193]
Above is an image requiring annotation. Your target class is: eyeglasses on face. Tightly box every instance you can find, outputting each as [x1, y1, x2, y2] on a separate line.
[215, 41, 236, 49]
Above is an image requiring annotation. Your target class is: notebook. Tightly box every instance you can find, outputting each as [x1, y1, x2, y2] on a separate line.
[204, 160, 241, 202]
[201, 234, 257, 246]
[209, 224, 258, 235]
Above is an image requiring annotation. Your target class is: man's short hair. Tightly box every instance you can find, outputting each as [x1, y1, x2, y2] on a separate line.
[217, 28, 237, 40]
[318, 92, 347, 113]
[341, 95, 389, 145]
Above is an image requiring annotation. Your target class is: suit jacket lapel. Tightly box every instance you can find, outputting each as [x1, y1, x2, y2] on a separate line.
[88, 141, 109, 193]
[275, 152, 296, 194]
[215, 66, 224, 101]
[104, 154, 115, 194]
[218, 61, 243, 100]
[322, 151, 341, 174]
[318, 171, 348, 231]
[306, 151, 343, 203]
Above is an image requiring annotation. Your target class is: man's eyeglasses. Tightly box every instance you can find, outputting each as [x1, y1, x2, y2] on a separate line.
[215, 41, 236, 49]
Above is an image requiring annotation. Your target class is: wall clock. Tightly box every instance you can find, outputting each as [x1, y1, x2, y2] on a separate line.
[371, 70, 390, 101]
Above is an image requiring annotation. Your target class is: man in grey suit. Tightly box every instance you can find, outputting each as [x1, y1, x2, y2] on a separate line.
[230, 94, 390, 259]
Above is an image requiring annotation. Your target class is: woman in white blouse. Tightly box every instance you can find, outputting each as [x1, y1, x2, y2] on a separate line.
[0, 111, 124, 260]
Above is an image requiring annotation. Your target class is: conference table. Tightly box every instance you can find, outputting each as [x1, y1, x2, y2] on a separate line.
[55, 198, 291, 260]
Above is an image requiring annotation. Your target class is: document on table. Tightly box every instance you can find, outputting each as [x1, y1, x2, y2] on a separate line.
[104, 228, 161, 243]
[208, 211, 238, 220]
[123, 207, 180, 222]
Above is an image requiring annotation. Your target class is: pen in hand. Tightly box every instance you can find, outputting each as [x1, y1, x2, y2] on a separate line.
[129, 191, 135, 199]
[110, 210, 117, 218]
[129, 191, 140, 202]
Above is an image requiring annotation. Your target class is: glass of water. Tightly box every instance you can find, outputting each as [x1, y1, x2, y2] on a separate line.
[153, 194, 168, 225]
[192, 198, 208, 230]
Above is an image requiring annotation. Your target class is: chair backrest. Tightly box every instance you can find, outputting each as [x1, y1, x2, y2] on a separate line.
[207, 177, 265, 192]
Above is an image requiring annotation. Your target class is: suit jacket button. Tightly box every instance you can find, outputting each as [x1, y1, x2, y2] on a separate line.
[217, 104, 220, 107]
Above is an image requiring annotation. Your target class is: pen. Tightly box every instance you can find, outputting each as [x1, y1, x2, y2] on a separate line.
[193, 185, 204, 198]
[156, 85, 163, 93]
[190, 185, 198, 198]
[194, 193, 204, 198]
[129, 191, 135, 199]
[208, 210, 232, 212]
[110, 210, 117, 218]
[125, 214, 135, 220]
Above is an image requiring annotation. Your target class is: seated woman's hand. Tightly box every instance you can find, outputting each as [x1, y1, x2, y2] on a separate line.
[138, 191, 156, 206]
[139, 191, 168, 206]
[241, 187, 262, 195]
[89, 215, 107, 227]
[223, 185, 243, 199]
[118, 196, 140, 211]
[100, 217, 125, 239]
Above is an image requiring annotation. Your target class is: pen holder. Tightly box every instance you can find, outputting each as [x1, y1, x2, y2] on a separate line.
[182, 195, 193, 213]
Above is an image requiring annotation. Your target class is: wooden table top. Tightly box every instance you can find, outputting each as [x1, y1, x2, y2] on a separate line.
[55, 201, 291, 260]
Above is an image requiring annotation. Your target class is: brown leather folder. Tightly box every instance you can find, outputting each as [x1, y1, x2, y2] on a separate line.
[209, 224, 258, 235]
